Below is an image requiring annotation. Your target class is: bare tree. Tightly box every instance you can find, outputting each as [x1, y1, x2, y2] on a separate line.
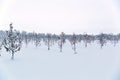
[3, 23, 22, 60]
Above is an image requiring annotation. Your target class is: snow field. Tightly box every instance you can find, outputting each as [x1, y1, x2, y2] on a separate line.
[0, 41, 120, 80]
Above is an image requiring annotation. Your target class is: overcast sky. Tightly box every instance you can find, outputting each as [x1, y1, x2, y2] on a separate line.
[0, 0, 120, 34]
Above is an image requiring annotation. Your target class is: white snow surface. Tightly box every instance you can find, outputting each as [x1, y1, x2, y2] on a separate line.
[0, 41, 120, 80]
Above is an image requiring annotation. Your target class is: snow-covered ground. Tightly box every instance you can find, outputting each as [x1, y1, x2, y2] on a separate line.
[0, 41, 120, 80]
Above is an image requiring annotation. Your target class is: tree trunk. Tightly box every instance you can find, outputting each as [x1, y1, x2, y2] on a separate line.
[11, 51, 14, 60]
[85, 42, 87, 47]
[60, 47, 62, 52]
[60, 44, 62, 52]
[48, 45, 50, 50]
[48, 42, 50, 50]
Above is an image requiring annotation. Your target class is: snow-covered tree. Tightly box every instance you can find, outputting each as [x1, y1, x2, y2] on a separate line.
[24, 33, 30, 46]
[97, 33, 107, 49]
[0, 42, 2, 56]
[44, 33, 52, 50]
[3, 23, 22, 60]
[112, 35, 119, 47]
[51, 34, 59, 45]
[70, 33, 78, 54]
[0, 40, 2, 51]
[58, 32, 65, 52]
[34, 33, 41, 47]
[83, 33, 94, 47]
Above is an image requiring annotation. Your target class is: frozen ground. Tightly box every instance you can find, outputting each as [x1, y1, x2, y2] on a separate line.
[0, 41, 120, 80]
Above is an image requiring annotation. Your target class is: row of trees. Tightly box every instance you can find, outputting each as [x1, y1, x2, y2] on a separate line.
[0, 23, 120, 59]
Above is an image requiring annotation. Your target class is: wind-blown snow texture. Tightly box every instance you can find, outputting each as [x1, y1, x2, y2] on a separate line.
[0, 41, 120, 80]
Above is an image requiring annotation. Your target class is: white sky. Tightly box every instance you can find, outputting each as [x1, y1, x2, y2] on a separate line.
[0, 0, 120, 34]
